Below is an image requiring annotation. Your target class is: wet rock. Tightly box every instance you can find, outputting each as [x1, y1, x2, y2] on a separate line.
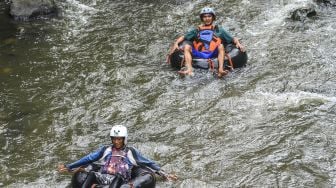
[313, 0, 336, 6]
[290, 4, 317, 21]
[9, 0, 57, 20]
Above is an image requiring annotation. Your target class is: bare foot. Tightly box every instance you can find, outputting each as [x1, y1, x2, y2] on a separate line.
[178, 68, 193, 76]
[217, 69, 229, 78]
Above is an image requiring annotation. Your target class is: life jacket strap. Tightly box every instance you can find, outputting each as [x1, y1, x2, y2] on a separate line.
[207, 58, 215, 72]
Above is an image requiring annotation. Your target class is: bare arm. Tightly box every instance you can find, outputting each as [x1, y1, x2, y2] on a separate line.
[169, 36, 185, 54]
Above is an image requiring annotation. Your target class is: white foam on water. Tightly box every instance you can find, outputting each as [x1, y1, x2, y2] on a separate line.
[255, 90, 336, 106]
[66, 0, 97, 11]
[245, 0, 314, 38]
[58, 0, 99, 39]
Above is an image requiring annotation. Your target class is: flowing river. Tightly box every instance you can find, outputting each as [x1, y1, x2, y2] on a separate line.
[1, 0, 336, 187]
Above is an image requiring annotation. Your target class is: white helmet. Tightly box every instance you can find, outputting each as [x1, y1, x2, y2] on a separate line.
[110, 124, 128, 144]
[200, 7, 216, 20]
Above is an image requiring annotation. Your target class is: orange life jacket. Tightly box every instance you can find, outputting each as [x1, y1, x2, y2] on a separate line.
[193, 25, 222, 52]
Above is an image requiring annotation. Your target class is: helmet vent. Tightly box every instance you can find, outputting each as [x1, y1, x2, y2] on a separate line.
[114, 130, 120, 135]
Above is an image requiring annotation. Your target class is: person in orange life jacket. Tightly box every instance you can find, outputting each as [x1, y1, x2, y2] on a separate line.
[170, 7, 245, 77]
[58, 125, 177, 188]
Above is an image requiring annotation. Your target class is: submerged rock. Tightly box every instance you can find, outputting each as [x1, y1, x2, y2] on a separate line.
[9, 0, 57, 20]
[0, 67, 13, 75]
[2, 37, 17, 45]
[290, 4, 317, 21]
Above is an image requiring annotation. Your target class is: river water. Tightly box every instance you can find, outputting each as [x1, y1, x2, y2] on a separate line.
[1, 0, 336, 187]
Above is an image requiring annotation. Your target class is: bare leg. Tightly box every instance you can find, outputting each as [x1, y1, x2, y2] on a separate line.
[217, 44, 228, 78]
[178, 44, 193, 76]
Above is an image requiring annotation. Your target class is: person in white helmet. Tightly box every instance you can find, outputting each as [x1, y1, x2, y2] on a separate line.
[169, 7, 245, 77]
[58, 125, 177, 188]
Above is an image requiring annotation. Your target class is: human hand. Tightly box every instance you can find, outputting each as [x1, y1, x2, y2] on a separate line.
[167, 42, 180, 64]
[157, 170, 178, 181]
[169, 43, 180, 54]
[58, 164, 69, 173]
[166, 173, 178, 181]
[58, 164, 85, 173]
[236, 43, 246, 52]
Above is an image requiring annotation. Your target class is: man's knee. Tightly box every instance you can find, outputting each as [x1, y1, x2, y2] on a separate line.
[218, 44, 224, 51]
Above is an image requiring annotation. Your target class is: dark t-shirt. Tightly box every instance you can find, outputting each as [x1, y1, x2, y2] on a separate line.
[184, 25, 234, 44]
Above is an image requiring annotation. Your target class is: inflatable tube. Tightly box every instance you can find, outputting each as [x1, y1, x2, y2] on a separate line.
[169, 43, 247, 70]
[71, 171, 88, 188]
[71, 165, 156, 188]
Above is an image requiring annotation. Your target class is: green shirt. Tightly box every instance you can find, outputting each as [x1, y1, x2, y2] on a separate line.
[184, 25, 234, 44]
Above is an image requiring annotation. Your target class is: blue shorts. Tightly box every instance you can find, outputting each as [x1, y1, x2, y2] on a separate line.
[192, 47, 219, 59]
